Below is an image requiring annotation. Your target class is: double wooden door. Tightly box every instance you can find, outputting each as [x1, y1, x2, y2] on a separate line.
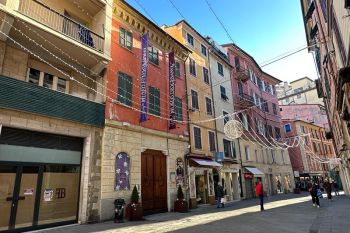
[141, 150, 167, 214]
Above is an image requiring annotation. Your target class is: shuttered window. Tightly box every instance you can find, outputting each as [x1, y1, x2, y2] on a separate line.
[117, 72, 133, 106]
[194, 127, 202, 149]
[191, 89, 199, 110]
[205, 97, 213, 115]
[189, 58, 196, 76]
[203, 67, 210, 84]
[149, 86, 160, 116]
[119, 27, 133, 50]
[175, 97, 183, 121]
[208, 131, 216, 151]
[148, 46, 159, 65]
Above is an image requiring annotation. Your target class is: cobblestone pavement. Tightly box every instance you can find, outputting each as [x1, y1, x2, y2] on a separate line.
[32, 192, 350, 233]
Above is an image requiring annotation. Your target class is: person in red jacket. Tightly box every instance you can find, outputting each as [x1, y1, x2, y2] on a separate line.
[255, 178, 264, 211]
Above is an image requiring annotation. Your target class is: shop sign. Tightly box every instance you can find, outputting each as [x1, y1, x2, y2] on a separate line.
[294, 171, 300, 178]
[215, 152, 224, 163]
[195, 169, 204, 175]
[24, 188, 34, 195]
[43, 188, 54, 201]
[56, 188, 66, 198]
[244, 173, 253, 179]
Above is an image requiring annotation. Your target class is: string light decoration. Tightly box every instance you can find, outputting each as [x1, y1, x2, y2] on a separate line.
[224, 119, 243, 139]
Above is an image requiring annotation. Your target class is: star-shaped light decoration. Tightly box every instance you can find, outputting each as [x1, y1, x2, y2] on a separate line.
[124, 161, 128, 167]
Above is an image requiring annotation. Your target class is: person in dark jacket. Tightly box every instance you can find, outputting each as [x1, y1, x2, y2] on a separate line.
[255, 178, 264, 211]
[324, 179, 332, 201]
[309, 181, 320, 208]
[216, 184, 224, 208]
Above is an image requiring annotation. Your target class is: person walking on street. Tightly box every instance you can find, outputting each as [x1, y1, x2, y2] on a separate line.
[216, 183, 224, 208]
[324, 179, 332, 201]
[255, 178, 264, 211]
[309, 181, 320, 208]
[333, 181, 339, 196]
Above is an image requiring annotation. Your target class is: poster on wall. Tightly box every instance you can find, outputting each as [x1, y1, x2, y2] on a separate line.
[176, 158, 184, 187]
[43, 188, 54, 201]
[115, 152, 130, 191]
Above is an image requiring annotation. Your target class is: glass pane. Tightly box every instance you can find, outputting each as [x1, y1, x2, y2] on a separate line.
[57, 78, 67, 93]
[0, 165, 16, 231]
[38, 165, 80, 225]
[43, 73, 53, 89]
[28, 68, 40, 85]
[15, 166, 39, 229]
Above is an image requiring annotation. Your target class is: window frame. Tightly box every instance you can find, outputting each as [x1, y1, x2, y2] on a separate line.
[189, 58, 196, 76]
[208, 131, 216, 152]
[148, 46, 159, 65]
[203, 67, 210, 84]
[175, 61, 181, 77]
[220, 85, 228, 101]
[217, 62, 224, 76]
[174, 97, 183, 121]
[149, 86, 160, 116]
[223, 139, 233, 158]
[191, 89, 199, 110]
[187, 33, 194, 47]
[201, 44, 207, 57]
[119, 27, 133, 50]
[117, 72, 133, 106]
[223, 110, 229, 125]
[193, 126, 202, 149]
[205, 96, 213, 115]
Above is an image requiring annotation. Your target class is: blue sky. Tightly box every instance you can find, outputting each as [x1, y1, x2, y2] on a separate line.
[126, 0, 318, 83]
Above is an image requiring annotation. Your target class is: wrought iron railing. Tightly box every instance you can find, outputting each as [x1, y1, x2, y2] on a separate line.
[18, 0, 104, 53]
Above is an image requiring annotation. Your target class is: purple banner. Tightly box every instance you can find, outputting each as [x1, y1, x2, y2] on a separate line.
[116, 153, 130, 191]
[169, 52, 176, 129]
[140, 33, 149, 123]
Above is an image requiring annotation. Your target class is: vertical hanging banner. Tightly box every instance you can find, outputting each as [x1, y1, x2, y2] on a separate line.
[169, 52, 176, 129]
[140, 33, 149, 123]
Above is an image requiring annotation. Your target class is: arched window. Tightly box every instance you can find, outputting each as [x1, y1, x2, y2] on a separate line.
[115, 152, 130, 190]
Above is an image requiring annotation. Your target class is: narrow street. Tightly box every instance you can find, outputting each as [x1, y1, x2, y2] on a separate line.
[34, 193, 350, 233]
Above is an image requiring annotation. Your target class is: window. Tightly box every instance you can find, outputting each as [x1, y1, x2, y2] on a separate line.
[238, 113, 249, 130]
[203, 67, 210, 84]
[117, 72, 133, 106]
[217, 62, 224, 76]
[272, 104, 277, 115]
[238, 81, 244, 96]
[175, 61, 181, 77]
[148, 46, 159, 65]
[187, 33, 194, 47]
[201, 44, 207, 56]
[205, 97, 213, 115]
[28, 68, 40, 85]
[149, 86, 160, 116]
[245, 146, 250, 161]
[119, 27, 133, 50]
[208, 131, 216, 151]
[223, 139, 235, 158]
[57, 77, 67, 93]
[275, 127, 281, 139]
[189, 58, 196, 76]
[220, 85, 228, 100]
[223, 111, 229, 125]
[267, 125, 273, 138]
[257, 78, 263, 90]
[191, 89, 199, 110]
[234, 56, 240, 70]
[271, 149, 276, 163]
[43, 73, 53, 89]
[284, 124, 291, 133]
[194, 127, 202, 149]
[175, 97, 183, 121]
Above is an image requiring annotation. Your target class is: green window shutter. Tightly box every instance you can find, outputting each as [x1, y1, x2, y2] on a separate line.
[175, 97, 183, 121]
[149, 86, 160, 116]
[117, 72, 132, 106]
[155, 88, 160, 115]
[125, 75, 132, 106]
[149, 86, 155, 114]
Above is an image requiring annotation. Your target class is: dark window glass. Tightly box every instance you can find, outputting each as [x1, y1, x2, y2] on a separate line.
[189, 58, 196, 76]
[203, 67, 210, 84]
[205, 97, 213, 115]
[223, 111, 229, 125]
[201, 44, 207, 56]
[220, 85, 228, 100]
[148, 46, 159, 65]
[187, 33, 194, 46]
[28, 68, 40, 85]
[43, 73, 53, 89]
[218, 62, 224, 76]
[223, 139, 233, 158]
[208, 131, 216, 151]
[117, 72, 133, 106]
[191, 89, 199, 110]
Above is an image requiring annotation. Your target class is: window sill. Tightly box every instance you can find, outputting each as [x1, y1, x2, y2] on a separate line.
[119, 44, 134, 54]
[149, 61, 160, 69]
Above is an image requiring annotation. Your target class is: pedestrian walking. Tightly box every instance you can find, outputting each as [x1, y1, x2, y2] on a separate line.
[308, 181, 320, 208]
[333, 181, 340, 196]
[255, 178, 264, 211]
[324, 179, 332, 201]
[216, 183, 224, 208]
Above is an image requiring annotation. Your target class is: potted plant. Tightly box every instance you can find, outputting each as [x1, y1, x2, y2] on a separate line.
[174, 185, 188, 212]
[125, 185, 143, 221]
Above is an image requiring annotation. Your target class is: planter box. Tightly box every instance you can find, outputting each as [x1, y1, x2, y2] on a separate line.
[174, 200, 188, 213]
[125, 203, 143, 221]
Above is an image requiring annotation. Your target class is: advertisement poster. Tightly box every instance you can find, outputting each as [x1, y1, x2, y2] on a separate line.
[44, 188, 54, 202]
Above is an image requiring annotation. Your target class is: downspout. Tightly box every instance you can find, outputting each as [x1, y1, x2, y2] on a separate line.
[237, 137, 244, 198]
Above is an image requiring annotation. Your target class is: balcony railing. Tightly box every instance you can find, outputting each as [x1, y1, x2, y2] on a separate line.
[234, 66, 250, 82]
[234, 93, 254, 107]
[18, 0, 104, 53]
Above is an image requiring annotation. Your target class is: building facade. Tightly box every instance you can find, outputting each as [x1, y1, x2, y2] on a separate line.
[164, 21, 220, 208]
[276, 77, 324, 105]
[0, 0, 111, 231]
[223, 43, 295, 198]
[101, 0, 190, 220]
[300, 0, 350, 195]
[283, 119, 337, 190]
[206, 38, 240, 202]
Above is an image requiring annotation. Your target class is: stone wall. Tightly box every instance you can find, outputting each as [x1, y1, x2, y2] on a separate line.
[100, 120, 189, 220]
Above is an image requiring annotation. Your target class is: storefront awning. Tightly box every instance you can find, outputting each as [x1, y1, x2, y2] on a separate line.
[245, 167, 264, 176]
[191, 158, 222, 167]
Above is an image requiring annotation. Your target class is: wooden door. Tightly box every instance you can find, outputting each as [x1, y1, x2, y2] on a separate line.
[141, 150, 167, 213]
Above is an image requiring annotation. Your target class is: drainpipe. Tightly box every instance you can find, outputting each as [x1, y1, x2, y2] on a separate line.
[237, 137, 244, 198]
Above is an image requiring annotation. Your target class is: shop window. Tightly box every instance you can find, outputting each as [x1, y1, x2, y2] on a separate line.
[115, 152, 130, 191]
